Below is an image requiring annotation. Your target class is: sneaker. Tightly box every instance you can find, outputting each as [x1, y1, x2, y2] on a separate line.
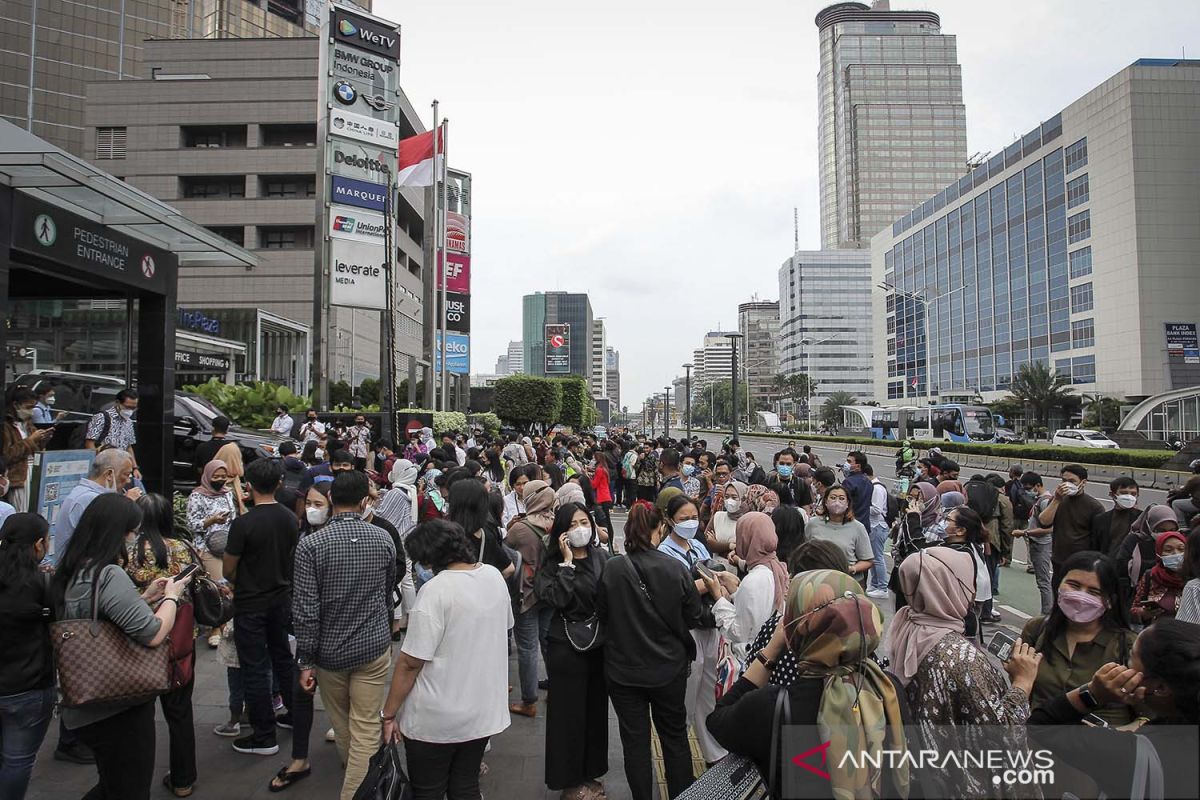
[275, 714, 293, 730]
[537, 678, 550, 691]
[213, 721, 241, 737]
[207, 632, 220, 649]
[53, 742, 96, 764]
[866, 588, 889, 599]
[325, 728, 336, 742]
[232, 734, 279, 756]
[271, 694, 284, 712]
[985, 611, 1003, 623]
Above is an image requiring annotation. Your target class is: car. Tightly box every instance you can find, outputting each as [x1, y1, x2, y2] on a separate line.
[1052, 429, 1120, 449]
[994, 427, 1025, 444]
[592, 425, 608, 439]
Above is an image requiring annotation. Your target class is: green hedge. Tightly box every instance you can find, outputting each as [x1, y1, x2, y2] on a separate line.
[494, 376, 563, 430]
[698, 430, 1176, 470]
[469, 412, 502, 437]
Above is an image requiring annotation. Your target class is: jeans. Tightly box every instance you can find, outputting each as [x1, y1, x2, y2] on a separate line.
[404, 736, 489, 800]
[317, 651, 391, 800]
[869, 522, 890, 591]
[1028, 534, 1054, 615]
[513, 605, 541, 705]
[233, 599, 295, 740]
[0, 686, 55, 799]
[608, 670, 693, 800]
[76, 700, 156, 800]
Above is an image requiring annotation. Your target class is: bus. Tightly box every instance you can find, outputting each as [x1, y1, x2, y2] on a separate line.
[841, 404, 996, 443]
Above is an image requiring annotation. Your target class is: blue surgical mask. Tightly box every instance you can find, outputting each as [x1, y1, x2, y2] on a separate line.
[673, 520, 700, 540]
[682, 464, 695, 477]
[415, 563, 435, 583]
[840, 462, 852, 476]
[777, 464, 793, 479]
[1162, 553, 1185, 572]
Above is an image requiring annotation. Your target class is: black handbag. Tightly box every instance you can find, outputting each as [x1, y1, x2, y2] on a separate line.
[678, 686, 790, 800]
[562, 614, 603, 652]
[353, 741, 413, 800]
[184, 544, 233, 627]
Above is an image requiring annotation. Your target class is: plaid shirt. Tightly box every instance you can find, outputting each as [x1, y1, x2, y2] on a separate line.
[292, 512, 396, 671]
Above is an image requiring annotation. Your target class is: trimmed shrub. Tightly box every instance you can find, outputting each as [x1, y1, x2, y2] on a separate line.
[494, 376, 562, 431]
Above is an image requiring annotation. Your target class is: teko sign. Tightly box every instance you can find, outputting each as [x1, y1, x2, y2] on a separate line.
[332, 7, 401, 60]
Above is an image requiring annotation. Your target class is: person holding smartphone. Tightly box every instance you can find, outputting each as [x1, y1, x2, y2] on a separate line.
[186, 460, 238, 649]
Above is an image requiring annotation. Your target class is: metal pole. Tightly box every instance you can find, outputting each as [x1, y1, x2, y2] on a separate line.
[684, 365, 692, 440]
[663, 388, 670, 440]
[427, 100, 439, 410]
[383, 169, 397, 439]
[731, 340, 740, 441]
[439, 119, 450, 411]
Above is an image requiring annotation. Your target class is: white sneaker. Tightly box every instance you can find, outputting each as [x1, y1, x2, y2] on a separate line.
[866, 588, 890, 599]
[325, 728, 336, 742]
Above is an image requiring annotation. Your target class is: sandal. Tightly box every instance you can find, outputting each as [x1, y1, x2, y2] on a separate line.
[162, 774, 194, 797]
[268, 766, 312, 793]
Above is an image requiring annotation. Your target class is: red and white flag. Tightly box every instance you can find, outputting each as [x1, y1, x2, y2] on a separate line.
[396, 127, 444, 187]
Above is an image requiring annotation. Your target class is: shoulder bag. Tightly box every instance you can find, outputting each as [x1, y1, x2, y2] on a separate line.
[50, 567, 172, 708]
[628, 554, 696, 662]
[678, 685, 790, 800]
[184, 542, 234, 627]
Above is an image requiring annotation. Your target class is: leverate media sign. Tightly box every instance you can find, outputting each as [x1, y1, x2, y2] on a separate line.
[329, 238, 387, 310]
[545, 323, 570, 374]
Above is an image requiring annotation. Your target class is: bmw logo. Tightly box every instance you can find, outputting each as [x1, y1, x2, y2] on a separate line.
[338, 19, 357, 36]
[334, 81, 357, 105]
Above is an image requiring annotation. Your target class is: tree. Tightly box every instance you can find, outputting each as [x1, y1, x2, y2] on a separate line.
[1008, 361, 1074, 430]
[819, 391, 858, 429]
[357, 378, 381, 406]
[773, 373, 816, 411]
[494, 376, 562, 432]
[329, 380, 352, 408]
[689, 380, 750, 430]
[1082, 394, 1123, 430]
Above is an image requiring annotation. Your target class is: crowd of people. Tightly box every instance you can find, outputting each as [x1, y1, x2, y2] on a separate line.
[3, 383, 1200, 800]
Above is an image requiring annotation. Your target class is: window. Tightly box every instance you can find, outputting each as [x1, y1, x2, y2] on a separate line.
[181, 176, 245, 199]
[206, 226, 244, 246]
[95, 127, 126, 159]
[260, 175, 316, 198]
[1066, 174, 1089, 209]
[258, 226, 314, 250]
[1067, 210, 1090, 244]
[1070, 282, 1094, 313]
[260, 124, 317, 148]
[182, 125, 247, 149]
[1071, 318, 1094, 348]
[1068, 247, 1092, 279]
[1072, 355, 1096, 384]
[1065, 137, 1088, 173]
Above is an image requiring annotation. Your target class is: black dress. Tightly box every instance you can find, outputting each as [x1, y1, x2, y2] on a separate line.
[535, 547, 610, 790]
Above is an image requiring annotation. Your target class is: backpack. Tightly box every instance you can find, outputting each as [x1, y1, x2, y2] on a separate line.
[281, 459, 306, 493]
[964, 479, 999, 522]
[68, 409, 111, 450]
[747, 464, 767, 486]
[874, 480, 901, 527]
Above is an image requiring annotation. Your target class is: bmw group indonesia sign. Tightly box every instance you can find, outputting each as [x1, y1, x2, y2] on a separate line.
[322, 5, 401, 312]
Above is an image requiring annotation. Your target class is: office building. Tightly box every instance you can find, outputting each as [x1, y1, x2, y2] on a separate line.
[590, 318, 608, 401]
[779, 250, 873, 400]
[815, 1, 968, 249]
[872, 59, 1200, 403]
[738, 300, 780, 412]
[2, 0, 368, 158]
[495, 354, 509, 375]
[694, 332, 734, 390]
[605, 346, 621, 411]
[507, 340, 524, 375]
[83, 37, 425, 392]
[522, 292, 594, 381]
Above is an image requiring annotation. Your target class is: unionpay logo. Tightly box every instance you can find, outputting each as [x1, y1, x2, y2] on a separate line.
[338, 19, 357, 36]
[333, 215, 356, 232]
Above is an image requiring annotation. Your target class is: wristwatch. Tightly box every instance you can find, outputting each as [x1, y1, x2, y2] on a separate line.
[379, 709, 396, 722]
[1076, 684, 1100, 710]
[753, 652, 775, 670]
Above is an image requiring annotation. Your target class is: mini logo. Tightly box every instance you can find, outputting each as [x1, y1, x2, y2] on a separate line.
[334, 81, 357, 104]
[141, 255, 156, 278]
[338, 19, 357, 36]
[33, 214, 56, 246]
[333, 216, 356, 232]
[362, 93, 393, 112]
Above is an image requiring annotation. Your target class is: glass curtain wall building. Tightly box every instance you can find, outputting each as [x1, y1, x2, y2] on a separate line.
[522, 292, 594, 381]
[873, 60, 1200, 404]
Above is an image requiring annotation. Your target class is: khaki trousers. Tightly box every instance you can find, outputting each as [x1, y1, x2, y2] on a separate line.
[317, 651, 392, 800]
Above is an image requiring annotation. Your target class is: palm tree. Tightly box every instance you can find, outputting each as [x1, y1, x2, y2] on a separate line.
[819, 391, 858, 430]
[1009, 361, 1074, 431]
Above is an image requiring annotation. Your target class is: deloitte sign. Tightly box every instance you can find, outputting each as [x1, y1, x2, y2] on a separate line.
[330, 146, 392, 183]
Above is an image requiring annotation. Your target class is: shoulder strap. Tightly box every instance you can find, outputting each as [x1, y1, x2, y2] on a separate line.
[628, 555, 684, 640]
[768, 685, 791, 796]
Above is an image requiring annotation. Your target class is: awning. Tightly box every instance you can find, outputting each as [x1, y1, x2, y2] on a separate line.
[0, 120, 257, 269]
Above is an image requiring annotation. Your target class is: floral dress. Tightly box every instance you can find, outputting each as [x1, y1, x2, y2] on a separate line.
[185, 490, 236, 554]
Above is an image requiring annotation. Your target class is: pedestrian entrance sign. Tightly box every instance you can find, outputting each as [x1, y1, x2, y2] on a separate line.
[34, 214, 56, 246]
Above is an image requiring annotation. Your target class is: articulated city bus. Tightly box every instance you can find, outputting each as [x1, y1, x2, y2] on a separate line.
[841, 404, 997, 443]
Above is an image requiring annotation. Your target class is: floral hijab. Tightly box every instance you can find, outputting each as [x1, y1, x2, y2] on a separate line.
[740, 484, 780, 515]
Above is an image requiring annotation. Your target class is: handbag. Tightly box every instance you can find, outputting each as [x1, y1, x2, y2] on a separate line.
[353, 740, 413, 800]
[678, 686, 790, 800]
[562, 614, 603, 652]
[714, 635, 739, 701]
[167, 599, 196, 688]
[184, 543, 233, 628]
[50, 566, 172, 708]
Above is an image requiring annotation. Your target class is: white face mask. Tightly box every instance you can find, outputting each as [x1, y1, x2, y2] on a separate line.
[724, 498, 740, 514]
[566, 525, 592, 548]
[360, 504, 374, 521]
[1114, 493, 1137, 509]
[45, 396, 56, 406]
[119, 407, 134, 420]
[1061, 482, 1080, 496]
[673, 519, 700, 540]
[306, 506, 329, 527]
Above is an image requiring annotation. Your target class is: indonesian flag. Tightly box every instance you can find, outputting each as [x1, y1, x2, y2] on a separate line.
[396, 128, 444, 188]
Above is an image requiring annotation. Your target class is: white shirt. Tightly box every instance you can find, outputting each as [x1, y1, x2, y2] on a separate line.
[399, 564, 513, 743]
[299, 420, 326, 443]
[271, 414, 294, 436]
[454, 446, 466, 467]
[869, 480, 889, 528]
[501, 491, 525, 528]
[712, 564, 777, 660]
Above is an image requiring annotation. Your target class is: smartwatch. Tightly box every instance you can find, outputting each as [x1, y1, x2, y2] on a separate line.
[1076, 684, 1100, 710]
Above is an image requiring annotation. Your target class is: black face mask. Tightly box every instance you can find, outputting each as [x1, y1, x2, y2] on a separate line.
[210, 480, 226, 491]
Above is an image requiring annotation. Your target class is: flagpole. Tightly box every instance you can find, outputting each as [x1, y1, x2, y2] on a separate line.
[430, 100, 440, 412]
[439, 118, 449, 412]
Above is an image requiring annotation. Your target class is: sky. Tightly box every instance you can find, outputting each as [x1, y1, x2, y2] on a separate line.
[375, 0, 1200, 409]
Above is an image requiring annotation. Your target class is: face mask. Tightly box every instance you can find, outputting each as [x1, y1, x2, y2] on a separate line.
[1114, 494, 1137, 509]
[314, 448, 325, 461]
[119, 408, 134, 420]
[777, 464, 793, 479]
[724, 498, 740, 514]
[1161, 552, 1185, 572]
[673, 519, 700, 540]
[308, 417, 318, 423]
[567, 525, 592, 548]
[925, 520, 947, 542]
[16, 407, 33, 421]
[306, 506, 329, 526]
[840, 463, 852, 476]
[210, 480, 226, 491]
[415, 563, 434, 583]
[1057, 589, 1107, 623]
[1022, 489, 1037, 504]
[103, 472, 119, 493]
[1061, 482, 1080, 496]
[826, 499, 848, 516]
[46, 396, 56, 406]
[682, 464, 695, 477]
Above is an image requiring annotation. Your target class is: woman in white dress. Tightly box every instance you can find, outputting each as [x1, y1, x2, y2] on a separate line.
[704, 480, 747, 568]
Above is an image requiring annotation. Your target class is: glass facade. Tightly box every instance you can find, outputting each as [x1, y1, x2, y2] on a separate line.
[881, 120, 1100, 399]
[522, 292, 593, 381]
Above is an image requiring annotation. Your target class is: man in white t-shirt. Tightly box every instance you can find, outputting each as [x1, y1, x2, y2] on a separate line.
[381, 520, 513, 795]
[865, 464, 892, 599]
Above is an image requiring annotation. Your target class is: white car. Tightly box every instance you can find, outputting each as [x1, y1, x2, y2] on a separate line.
[1052, 429, 1120, 449]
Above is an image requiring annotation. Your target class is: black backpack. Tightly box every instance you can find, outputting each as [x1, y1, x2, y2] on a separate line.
[68, 409, 111, 450]
[281, 458, 307, 493]
[965, 479, 999, 521]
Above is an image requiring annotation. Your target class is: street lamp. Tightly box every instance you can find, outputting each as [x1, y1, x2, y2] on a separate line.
[682, 363, 693, 441]
[878, 282, 965, 407]
[663, 386, 671, 439]
[798, 333, 840, 432]
[724, 332, 745, 441]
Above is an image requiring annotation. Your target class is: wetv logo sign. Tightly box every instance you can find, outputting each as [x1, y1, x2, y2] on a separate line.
[333, 8, 400, 61]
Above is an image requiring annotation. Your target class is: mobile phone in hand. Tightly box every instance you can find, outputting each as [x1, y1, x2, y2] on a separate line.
[1082, 713, 1110, 728]
[986, 630, 1016, 661]
[173, 563, 200, 582]
[695, 562, 715, 581]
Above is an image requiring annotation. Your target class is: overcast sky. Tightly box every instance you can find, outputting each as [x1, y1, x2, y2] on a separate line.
[376, 0, 1200, 409]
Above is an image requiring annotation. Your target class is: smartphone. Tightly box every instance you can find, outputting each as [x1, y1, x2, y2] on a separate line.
[695, 562, 715, 581]
[173, 563, 200, 583]
[986, 630, 1017, 661]
[1082, 713, 1110, 728]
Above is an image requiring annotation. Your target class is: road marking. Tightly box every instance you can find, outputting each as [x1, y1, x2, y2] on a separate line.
[998, 603, 1032, 620]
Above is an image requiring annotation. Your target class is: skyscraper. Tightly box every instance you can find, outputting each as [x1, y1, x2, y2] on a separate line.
[605, 347, 621, 412]
[738, 300, 780, 413]
[1, 0, 368, 156]
[506, 340, 524, 375]
[815, 1, 968, 249]
[590, 318, 608, 401]
[522, 292, 594, 381]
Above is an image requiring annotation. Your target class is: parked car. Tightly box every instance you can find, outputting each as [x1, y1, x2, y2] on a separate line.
[994, 427, 1025, 444]
[592, 425, 608, 439]
[1052, 429, 1120, 449]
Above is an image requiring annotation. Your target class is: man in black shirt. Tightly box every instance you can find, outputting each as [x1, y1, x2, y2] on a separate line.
[224, 458, 299, 756]
[193, 415, 232, 478]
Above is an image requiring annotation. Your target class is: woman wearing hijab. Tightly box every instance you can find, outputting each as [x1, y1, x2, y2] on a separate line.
[1114, 504, 1181, 606]
[891, 547, 1040, 798]
[185, 460, 236, 582]
[214, 440, 246, 514]
[555, 481, 586, 512]
[935, 479, 964, 497]
[707, 570, 911, 800]
[506, 480, 555, 717]
[740, 484, 780, 515]
[890, 481, 941, 608]
[416, 468, 446, 523]
[1131, 530, 1187, 624]
[704, 479, 747, 564]
[377, 459, 419, 631]
[711, 512, 788, 662]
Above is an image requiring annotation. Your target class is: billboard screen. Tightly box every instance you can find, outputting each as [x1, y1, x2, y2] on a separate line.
[545, 323, 570, 374]
[436, 332, 470, 375]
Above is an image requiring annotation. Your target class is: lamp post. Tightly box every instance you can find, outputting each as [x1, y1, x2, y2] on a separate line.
[724, 332, 745, 441]
[663, 386, 671, 440]
[682, 363, 693, 440]
[878, 282, 965, 407]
